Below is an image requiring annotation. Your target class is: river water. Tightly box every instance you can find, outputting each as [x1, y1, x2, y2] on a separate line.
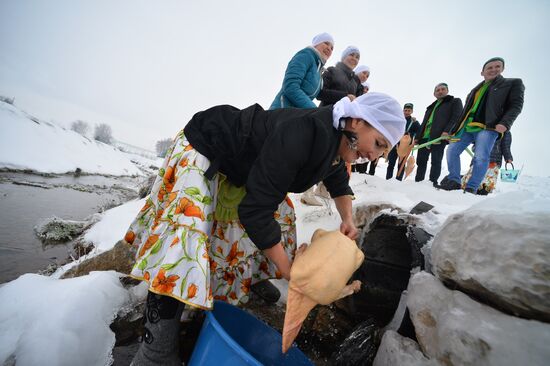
[0, 172, 140, 284]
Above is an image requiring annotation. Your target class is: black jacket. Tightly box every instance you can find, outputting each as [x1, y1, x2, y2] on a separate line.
[404, 116, 421, 141]
[184, 104, 353, 250]
[317, 62, 363, 106]
[490, 130, 513, 166]
[449, 75, 525, 134]
[419, 95, 463, 141]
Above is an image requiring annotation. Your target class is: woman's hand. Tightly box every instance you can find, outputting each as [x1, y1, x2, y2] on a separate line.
[333, 195, 358, 240]
[340, 220, 358, 240]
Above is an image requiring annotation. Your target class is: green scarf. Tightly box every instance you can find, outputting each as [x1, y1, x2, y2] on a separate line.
[422, 99, 443, 140]
[464, 81, 491, 133]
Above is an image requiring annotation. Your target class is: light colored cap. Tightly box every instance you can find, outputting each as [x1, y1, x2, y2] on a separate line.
[311, 32, 334, 47]
[332, 92, 406, 147]
[354, 65, 370, 75]
[341, 46, 360, 61]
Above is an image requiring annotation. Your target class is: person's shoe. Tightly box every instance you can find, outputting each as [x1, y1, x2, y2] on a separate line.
[431, 180, 438, 187]
[464, 187, 476, 195]
[437, 178, 462, 191]
[477, 187, 490, 195]
[300, 189, 323, 206]
[131, 292, 184, 366]
[251, 280, 281, 303]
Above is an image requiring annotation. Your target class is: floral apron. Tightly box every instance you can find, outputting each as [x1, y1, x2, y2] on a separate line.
[124, 130, 297, 310]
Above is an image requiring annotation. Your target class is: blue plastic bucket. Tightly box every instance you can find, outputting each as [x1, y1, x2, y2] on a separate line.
[500, 162, 521, 183]
[188, 300, 313, 366]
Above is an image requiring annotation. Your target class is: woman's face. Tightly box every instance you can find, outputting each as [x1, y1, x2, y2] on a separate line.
[343, 53, 360, 69]
[339, 118, 390, 163]
[357, 71, 370, 83]
[314, 41, 334, 61]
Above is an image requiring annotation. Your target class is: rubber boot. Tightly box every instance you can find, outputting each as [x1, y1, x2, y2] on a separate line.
[131, 292, 185, 366]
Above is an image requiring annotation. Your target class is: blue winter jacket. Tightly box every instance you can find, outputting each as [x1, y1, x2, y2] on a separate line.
[269, 47, 324, 110]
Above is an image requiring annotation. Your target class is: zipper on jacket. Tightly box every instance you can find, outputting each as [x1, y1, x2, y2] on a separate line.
[312, 61, 323, 97]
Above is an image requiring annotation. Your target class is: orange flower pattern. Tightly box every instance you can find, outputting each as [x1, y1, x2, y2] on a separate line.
[126, 130, 296, 309]
[187, 283, 198, 299]
[124, 230, 135, 244]
[152, 268, 180, 294]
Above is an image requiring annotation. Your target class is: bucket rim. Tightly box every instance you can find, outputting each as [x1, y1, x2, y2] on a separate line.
[205, 301, 263, 365]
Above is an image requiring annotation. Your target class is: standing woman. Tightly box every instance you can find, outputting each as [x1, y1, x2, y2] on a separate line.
[271, 32, 335, 206]
[352, 65, 375, 174]
[317, 46, 364, 106]
[355, 65, 371, 84]
[126, 93, 405, 365]
[270, 32, 334, 109]
[317, 46, 364, 181]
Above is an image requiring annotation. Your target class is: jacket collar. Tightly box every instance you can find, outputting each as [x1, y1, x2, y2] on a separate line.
[427, 95, 454, 109]
[335, 61, 355, 76]
[474, 74, 504, 91]
[307, 46, 326, 66]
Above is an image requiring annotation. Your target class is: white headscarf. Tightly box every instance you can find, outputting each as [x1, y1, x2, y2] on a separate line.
[332, 92, 406, 147]
[311, 33, 334, 47]
[341, 46, 360, 61]
[354, 65, 370, 75]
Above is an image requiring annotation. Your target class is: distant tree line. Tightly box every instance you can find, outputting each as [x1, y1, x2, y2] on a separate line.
[71, 120, 89, 135]
[70, 120, 113, 145]
[156, 138, 172, 158]
[0, 95, 15, 105]
[94, 123, 113, 144]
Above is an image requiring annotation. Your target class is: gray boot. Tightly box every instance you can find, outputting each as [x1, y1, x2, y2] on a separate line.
[131, 292, 184, 366]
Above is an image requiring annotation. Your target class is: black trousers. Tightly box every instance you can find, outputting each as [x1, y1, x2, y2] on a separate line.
[352, 159, 378, 175]
[386, 147, 404, 181]
[415, 142, 446, 183]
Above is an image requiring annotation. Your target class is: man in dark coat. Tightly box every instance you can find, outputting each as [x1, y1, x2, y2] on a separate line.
[386, 103, 421, 181]
[415, 83, 463, 185]
[439, 57, 525, 193]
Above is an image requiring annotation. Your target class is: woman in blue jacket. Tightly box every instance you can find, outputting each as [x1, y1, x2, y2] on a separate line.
[270, 33, 334, 109]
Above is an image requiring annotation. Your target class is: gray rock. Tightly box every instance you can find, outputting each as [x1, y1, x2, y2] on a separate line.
[62, 240, 136, 279]
[138, 175, 156, 199]
[34, 216, 87, 242]
[407, 272, 550, 366]
[373, 330, 438, 366]
[431, 191, 550, 322]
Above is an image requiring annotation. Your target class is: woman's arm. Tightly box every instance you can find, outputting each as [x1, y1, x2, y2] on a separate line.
[282, 50, 318, 109]
[333, 195, 358, 240]
[263, 243, 291, 280]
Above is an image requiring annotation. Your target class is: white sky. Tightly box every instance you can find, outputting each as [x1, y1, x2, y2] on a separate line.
[1, 0, 549, 176]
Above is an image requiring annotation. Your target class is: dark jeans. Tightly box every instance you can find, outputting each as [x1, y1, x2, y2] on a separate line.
[386, 147, 404, 181]
[352, 160, 378, 175]
[415, 142, 446, 183]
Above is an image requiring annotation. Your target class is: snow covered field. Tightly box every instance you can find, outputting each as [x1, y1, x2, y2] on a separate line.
[0, 101, 162, 176]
